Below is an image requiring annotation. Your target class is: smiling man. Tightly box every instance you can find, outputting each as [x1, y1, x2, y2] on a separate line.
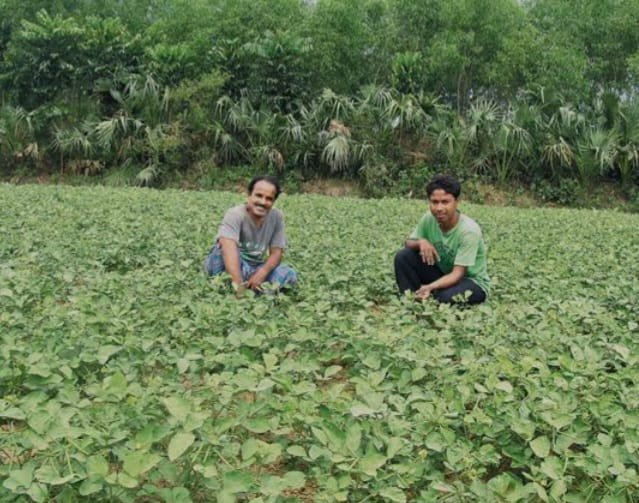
[394, 174, 489, 304]
[203, 175, 297, 294]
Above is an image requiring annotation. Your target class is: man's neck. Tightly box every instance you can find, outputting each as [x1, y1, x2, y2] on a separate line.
[245, 205, 266, 227]
[439, 212, 460, 232]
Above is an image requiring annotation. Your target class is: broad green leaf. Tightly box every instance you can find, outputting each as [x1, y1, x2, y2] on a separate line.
[241, 438, 260, 460]
[474, 383, 489, 394]
[263, 353, 278, 371]
[26, 482, 48, 503]
[611, 344, 630, 361]
[260, 475, 285, 496]
[411, 367, 427, 382]
[530, 436, 551, 458]
[162, 396, 191, 422]
[116, 472, 139, 488]
[379, 487, 406, 503]
[362, 355, 380, 369]
[28, 411, 50, 435]
[311, 426, 328, 445]
[0, 406, 26, 420]
[345, 423, 362, 453]
[177, 358, 190, 374]
[4, 465, 34, 490]
[223, 470, 253, 493]
[193, 464, 218, 479]
[216, 491, 235, 503]
[34, 465, 74, 485]
[97, 345, 122, 364]
[533, 482, 549, 502]
[425, 432, 447, 452]
[540, 457, 563, 480]
[244, 418, 270, 433]
[324, 365, 342, 378]
[323, 423, 346, 452]
[122, 451, 161, 477]
[168, 432, 195, 461]
[79, 479, 103, 496]
[357, 451, 387, 476]
[350, 404, 375, 417]
[550, 479, 567, 499]
[159, 487, 193, 503]
[511, 418, 535, 441]
[540, 412, 573, 430]
[308, 445, 326, 460]
[283, 471, 305, 489]
[387, 437, 403, 458]
[494, 381, 513, 393]
[86, 455, 109, 478]
[286, 445, 306, 457]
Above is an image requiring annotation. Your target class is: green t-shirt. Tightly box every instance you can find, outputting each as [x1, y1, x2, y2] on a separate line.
[409, 212, 490, 294]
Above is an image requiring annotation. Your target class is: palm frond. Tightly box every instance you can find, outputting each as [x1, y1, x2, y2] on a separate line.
[136, 165, 159, 186]
[321, 134, 350, 173]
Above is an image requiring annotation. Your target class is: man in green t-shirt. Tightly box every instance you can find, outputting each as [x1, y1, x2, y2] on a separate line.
[394, 174, 489, 304]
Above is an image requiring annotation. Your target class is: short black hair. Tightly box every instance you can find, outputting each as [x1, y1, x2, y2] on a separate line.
[426, 174, 461, 199]
[248, 175, 282, 199]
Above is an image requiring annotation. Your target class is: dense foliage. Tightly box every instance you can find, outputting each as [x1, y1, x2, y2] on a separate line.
[1, 0, 639, 195]
[1, 184, 639, 501]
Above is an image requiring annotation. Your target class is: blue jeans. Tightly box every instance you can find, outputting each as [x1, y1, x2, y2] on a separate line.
[203, 244, 298, 288]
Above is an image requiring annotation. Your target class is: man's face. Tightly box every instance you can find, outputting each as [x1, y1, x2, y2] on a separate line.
[428, 189, 458, 229]
[246, 180, 277, 220]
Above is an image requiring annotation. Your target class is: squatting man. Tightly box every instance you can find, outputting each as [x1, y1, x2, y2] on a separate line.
[394, 174, 490, 305]
[203, 175, 298, 295]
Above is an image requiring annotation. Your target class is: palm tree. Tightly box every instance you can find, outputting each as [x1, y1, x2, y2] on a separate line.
[575, 128, 619, 185]
[51, 124, 95, 173]
[0, 106, 39, 169]
[492, 117, 533, 183]
[540, 105, 586, 180]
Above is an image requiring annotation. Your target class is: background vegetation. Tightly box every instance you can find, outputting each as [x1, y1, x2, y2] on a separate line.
[2, 185, 639, 501]
[1, 0, 639, 203]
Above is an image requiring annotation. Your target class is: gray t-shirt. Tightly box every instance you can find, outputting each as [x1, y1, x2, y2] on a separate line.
[216, 205, 287, 265]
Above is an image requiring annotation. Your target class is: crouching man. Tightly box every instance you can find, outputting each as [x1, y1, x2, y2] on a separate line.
[204, 175, 298, 294]
[394, 174, 489, 304]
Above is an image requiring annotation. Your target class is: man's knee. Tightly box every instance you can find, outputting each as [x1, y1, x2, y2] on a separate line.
[269, 264, 298, 287]
[433, 289, 456, 304]
[203, 244, 226, 276]
[394, 247, 418, 268]
[435, 287, 485, 305]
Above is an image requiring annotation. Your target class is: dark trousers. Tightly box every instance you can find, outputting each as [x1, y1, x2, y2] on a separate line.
[394, 248, 486, 305]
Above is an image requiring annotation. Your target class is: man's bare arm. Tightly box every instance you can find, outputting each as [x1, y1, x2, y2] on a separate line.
[218, 238, 243, 287]
[405, 238, 440, 266]
[246, 247, 283, 290]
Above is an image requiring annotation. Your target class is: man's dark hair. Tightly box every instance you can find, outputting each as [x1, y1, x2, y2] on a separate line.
[248, 175, 282, 199]
[426, 174, 461, 199]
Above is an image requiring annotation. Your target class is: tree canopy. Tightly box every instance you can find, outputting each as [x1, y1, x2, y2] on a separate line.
[1, 0, 639, 196]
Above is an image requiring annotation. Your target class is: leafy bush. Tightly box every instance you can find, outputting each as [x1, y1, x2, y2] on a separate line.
[532, 178, 581, 205]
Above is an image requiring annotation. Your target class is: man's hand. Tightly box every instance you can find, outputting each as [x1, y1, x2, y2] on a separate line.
[246, 268, 269, 291]
[418, 239, 439, 265]
[415, 285, 432, 300]
[232, 282, 247, 298]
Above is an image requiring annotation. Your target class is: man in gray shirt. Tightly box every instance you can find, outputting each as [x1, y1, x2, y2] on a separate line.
[203, 175, 298, 294]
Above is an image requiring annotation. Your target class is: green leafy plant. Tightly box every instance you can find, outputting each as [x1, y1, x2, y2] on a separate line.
[1, 185, 638, 501]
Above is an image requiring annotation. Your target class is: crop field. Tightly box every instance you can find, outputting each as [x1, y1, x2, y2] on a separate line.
[1, 184, 639, 503]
